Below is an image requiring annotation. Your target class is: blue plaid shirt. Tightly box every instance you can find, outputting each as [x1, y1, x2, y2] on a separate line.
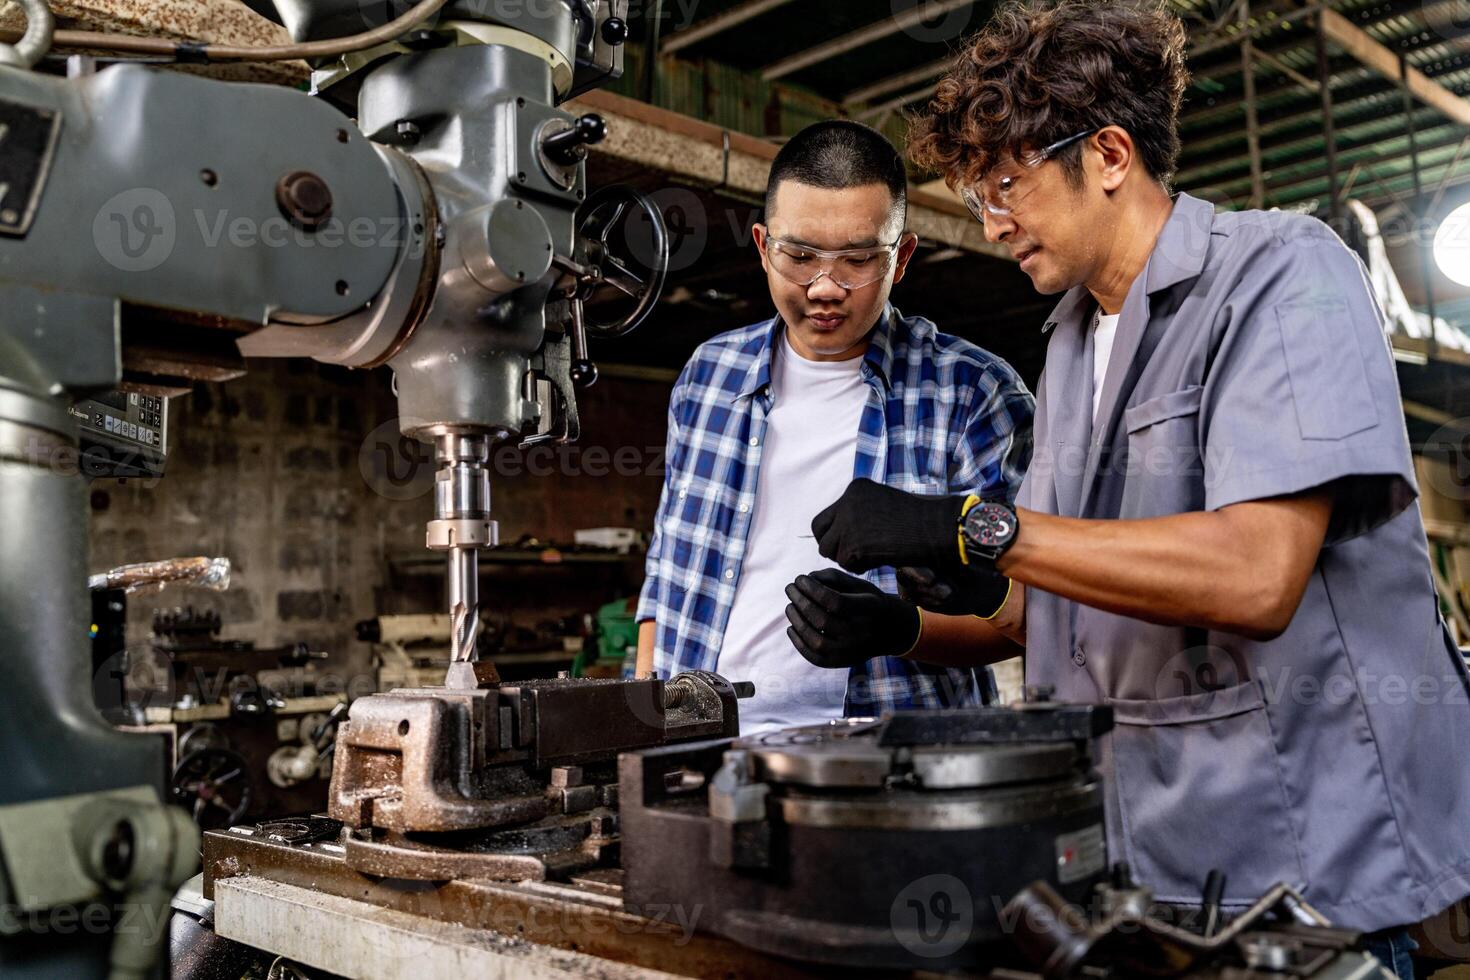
[637, 305, 1034, 714]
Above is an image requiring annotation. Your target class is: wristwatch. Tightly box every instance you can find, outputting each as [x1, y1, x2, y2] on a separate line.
[960, 501, 1019, 565]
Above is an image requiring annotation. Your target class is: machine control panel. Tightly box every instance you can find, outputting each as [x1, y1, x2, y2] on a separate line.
[70, 390, 169, 478]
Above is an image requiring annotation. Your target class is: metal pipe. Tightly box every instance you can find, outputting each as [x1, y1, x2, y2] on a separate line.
[643, 0, 664, 105]
[1317, 8, 1340, 221]
[1240, 2, 1267, 210]
[1403, 50, 1439, 352]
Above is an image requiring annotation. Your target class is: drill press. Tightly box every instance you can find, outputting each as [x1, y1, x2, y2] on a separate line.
[0, 2, 674, 974]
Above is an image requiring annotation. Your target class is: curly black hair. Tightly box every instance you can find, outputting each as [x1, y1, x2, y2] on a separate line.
[907, 0, 1190, 190]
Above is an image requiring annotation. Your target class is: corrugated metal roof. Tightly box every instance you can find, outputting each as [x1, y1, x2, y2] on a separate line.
[628, 0, 1470, 214]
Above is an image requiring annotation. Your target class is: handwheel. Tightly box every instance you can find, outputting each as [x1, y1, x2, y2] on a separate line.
[171, 747, 254, 831]
[574, 185, 670, 340]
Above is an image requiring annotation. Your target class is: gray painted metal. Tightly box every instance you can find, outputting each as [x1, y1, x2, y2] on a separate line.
[0, 65, 400, 324]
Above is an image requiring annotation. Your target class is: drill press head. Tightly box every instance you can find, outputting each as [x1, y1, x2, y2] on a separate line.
[244, 1, 667, 656]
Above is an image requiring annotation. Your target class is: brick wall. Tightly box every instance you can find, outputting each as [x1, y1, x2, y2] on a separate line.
[88, 360, 673, 678]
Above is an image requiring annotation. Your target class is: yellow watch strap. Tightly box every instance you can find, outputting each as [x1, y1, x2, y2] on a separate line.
[957, 494, 983, 566]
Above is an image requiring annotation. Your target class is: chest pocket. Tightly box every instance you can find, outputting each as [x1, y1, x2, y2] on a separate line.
[1116, 385, 1206, 518]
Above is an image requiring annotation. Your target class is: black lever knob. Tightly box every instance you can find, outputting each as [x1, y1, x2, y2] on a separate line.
[544, 114, 607, 166]
[570, 359, 599, 388]
[601, 17, 628, 45]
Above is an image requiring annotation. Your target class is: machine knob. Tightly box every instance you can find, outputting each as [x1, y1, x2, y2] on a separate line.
[276, 171, 333, 232]
[570, 359, 599, 388]
[543, 114, 607, 166]
[601, 17, 628, 45]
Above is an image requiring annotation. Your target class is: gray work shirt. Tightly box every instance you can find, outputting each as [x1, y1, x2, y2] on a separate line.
[1018, 193, 1470, 930]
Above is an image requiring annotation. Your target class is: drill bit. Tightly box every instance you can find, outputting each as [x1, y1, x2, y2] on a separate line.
[426, 433, 497, 681]
[447, 548, 480, 664]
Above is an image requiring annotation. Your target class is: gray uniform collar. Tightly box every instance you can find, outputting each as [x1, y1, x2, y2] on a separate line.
[1039, 193, 1216, 518]
[1040, 193, 1215, 335]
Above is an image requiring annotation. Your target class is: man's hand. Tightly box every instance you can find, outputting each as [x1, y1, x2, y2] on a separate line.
[784, 568, 921, 669]
[811, 479, 969, 573]
[897, 566, 1013, 619]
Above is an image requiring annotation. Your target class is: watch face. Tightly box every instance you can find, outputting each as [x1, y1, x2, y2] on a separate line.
[967, 503, 1016, 552]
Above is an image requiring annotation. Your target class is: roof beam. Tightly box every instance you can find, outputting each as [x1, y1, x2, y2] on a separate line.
[1177, 103, 1451, 184]
[660, 0, 799, 55]
[564, 88, 1012, 261]
[842, 53, 958, 106]
[1319, 6, 1470, 125]
[762, 0, 975, 81]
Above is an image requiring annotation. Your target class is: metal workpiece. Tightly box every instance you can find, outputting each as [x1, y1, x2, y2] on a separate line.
[620, 704, 1116, 971]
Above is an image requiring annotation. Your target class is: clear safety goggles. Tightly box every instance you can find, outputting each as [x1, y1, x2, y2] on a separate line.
[959, 128, 1100, 220]
[764, 237, 900, 290]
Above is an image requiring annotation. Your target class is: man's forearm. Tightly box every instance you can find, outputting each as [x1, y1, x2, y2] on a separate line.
[906, 589, 1026, 669]
[635, 619, 656, 678]
[996, 493, 1331, 639]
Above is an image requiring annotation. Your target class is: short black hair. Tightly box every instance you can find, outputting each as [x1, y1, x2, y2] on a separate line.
[765, 120, 908, 226]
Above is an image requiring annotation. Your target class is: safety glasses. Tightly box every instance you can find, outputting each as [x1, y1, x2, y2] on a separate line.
[763, 237, 900, 290]
[960, 128, 1100, 221]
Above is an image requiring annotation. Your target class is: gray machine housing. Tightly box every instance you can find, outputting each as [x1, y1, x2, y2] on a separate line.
[0, 1, 646, 976]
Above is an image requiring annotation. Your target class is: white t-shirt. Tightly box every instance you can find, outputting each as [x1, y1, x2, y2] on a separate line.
[715, 332, 870, 734]
[1092, 309, 1121, 421]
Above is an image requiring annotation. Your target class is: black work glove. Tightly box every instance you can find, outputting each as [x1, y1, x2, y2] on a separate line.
[897, 565, 1014, 619]
[811, 478, 969, 574]
[784, 568, 921, 669]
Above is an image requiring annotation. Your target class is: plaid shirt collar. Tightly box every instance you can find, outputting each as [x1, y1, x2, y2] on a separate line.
[733, 305, 898, 402]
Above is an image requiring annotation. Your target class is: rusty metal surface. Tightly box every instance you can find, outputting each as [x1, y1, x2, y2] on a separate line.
[342, 808, 620, 882]
[327, 672, 741, 845]
[0, 0, 308, 82]
[328, 685, 553, 834]
[202, 826, 866, 980]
